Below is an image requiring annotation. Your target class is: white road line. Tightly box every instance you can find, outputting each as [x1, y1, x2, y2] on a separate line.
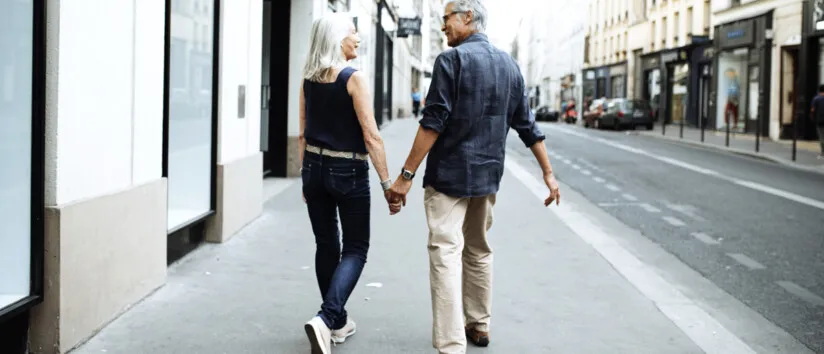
[691, 232, 720, 245]
[593, 177, 605, 183]
[577, 158, 604, 172]
[622, 193, 638, 201]
[504, 157, 757, 354]
[726, 253, 766, 270]
[562, 159, 571, 164]
[598, 202, 640, 207]
[582, 170, 592, 176]
[640, 203, 661, 213]
[572, 164, 581, 170]
[606, 184, 621, 192]
[662, 216, 686, 227]
[776, 281, 824, 307]
[545, 125, 824, 211]
[665, 203, 706, 222]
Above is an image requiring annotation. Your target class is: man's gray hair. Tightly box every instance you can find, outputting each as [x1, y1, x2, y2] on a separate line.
[447, 0, 487, 32]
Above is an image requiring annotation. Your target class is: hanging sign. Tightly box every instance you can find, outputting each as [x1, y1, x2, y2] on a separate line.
[397, 17, 422, 37]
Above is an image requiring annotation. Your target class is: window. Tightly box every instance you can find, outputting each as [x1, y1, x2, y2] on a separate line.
[661, 16, 667, 47]
[166, 0, 216, 231]
[674, 12, 680, 43]
[0, 0, 38, 311]
[703, 1, 710, 34]
[687, 6, 693, 36]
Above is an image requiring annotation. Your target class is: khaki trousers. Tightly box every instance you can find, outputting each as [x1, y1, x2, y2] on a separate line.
[423, 186, 496, 354]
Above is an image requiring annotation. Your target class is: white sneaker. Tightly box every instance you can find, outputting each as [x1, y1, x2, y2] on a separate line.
[304, 316, 332, 354]
[331, 318, 357, 344]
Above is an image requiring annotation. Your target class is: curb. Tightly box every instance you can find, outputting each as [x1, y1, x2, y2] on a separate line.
[638, 132, 824, 177]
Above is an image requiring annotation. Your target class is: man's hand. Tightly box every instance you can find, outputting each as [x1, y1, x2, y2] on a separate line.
[389, 177, 414, 207]
[543, 172, 560, 206]
[384, 190, 402, 215]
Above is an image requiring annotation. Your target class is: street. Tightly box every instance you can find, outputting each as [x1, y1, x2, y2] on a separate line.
[523, 122, 824, 353]
[70, 118, 820, 353]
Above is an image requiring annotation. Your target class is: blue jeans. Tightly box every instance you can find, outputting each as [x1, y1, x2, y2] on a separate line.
[301, 151, 371, 330]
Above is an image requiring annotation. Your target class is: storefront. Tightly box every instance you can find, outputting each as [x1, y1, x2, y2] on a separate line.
[639, 53, 662, 120]
[164, 0, 220, 263]
[374, 0, 395, 126]
[582, 62, 627, 101]
[692, 44, 714, 129]
[711, 12, 773, 135]
[797, 0, 824, 140]
[0, 0, 46, 350]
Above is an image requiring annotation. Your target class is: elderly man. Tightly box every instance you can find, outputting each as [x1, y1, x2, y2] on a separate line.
[388, 0, 560, 353]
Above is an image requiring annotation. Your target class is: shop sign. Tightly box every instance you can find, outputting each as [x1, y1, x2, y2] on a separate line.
[397, 17, 422, 37]
[596, 68, 608, 78]
[641, 56, 659, 71]
[609, 64, 626, 76]
[718, 21, 754, 49]
[661, 50, 678, 63]
[814, 0, 824, 31]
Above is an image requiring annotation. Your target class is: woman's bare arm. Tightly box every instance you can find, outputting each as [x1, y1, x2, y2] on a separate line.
[348, 71, 390, 184]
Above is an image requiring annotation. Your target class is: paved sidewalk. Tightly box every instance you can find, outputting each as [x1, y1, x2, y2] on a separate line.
[636, 124, 824, 174]
[72, 120, 707, 354]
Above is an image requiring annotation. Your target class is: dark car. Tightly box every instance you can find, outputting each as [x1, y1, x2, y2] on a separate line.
[534, 105, 559, 122]
[599, 98, 654, 130]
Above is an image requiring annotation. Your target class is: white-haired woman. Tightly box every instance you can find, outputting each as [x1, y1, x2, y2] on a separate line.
[299, 12, 398, 354]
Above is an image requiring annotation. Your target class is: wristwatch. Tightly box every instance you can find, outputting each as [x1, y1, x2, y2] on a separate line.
[401, 168, 416, 180]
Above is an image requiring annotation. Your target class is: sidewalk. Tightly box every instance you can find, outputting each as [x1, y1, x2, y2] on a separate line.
[637, 124, 824, 174]
[71, 120, 706, 354]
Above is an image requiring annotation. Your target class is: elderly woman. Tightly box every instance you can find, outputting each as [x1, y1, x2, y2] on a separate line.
[299, 12, 398, 354]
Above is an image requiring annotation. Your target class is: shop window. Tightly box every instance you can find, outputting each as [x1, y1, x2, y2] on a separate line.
[0, 0, 34, 310]
[165, 0, 216, 231]
[715, 50, 749, 130]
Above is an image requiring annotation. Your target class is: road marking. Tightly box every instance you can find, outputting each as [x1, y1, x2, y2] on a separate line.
[577, 158, 604, 172]
[582, 170, 592, 176]
[665, 203, 706, 222]
[662, 216, 686, 227]
[776, 281, 824, 307]
[640, 203, 661, 213]
[598, 202, 640, 207]
[726, 253, 766, 270]
[691, 232, 720, 245]
[504, 157, 757, 354]
[734, 180, 824, 210]
[545, 125, 824, 211]
[622, 193, 638, 201]
[572, 164, 581, 170]
[606, 184, 621, 192]
[593, 177, 605, 183]
[561, 159, 571, 164]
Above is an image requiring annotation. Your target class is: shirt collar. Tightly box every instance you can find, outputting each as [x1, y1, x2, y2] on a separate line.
[458, 32, 488, 46]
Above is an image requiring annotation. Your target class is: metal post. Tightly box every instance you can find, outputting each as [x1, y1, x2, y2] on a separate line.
[756, 44, 762, 153]
[726, 110, 731, 147]
[795, 0, 811, 161]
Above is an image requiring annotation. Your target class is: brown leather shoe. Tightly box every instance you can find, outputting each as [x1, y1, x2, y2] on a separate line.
[465, 327, 490, 347]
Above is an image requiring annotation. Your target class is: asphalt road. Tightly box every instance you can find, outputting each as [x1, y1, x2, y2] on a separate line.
[516, 122, 824, 353]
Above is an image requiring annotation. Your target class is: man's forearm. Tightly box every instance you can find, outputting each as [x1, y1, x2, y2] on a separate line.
[529, 140, 553, 176]
[403, 126, 440, 173]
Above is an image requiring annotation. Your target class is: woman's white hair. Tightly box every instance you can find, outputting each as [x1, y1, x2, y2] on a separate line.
[447, 0, 487, 32]
[303, 13, 355, 82]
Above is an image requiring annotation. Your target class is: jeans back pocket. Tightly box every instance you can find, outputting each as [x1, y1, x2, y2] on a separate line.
[328, 167, 358, 195]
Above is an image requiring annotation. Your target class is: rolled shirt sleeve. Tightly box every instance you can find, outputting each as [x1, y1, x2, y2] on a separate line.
[511, 86, 546, 148]
[419, 51, 457, 133]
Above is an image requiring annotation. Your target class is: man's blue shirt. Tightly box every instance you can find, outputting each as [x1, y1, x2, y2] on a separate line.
[418, 33, 545, 198]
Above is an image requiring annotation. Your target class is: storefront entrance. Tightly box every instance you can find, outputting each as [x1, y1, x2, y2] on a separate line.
[261, 0, 291, 177]
[712, 12, 773, 135]
[375, 0, 395, 126]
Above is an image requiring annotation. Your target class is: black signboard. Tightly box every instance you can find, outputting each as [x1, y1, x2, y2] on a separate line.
[718, 20, 755, 50]
[397, 17, 422, 37]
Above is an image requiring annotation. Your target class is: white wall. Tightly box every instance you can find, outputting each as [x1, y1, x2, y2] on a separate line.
[218, 0, 262, 164]
[46, 0, 165, 206]
[287, 0, 320, 138]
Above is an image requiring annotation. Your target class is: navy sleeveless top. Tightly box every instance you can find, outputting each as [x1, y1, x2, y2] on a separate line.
[303, 67, 367, 154]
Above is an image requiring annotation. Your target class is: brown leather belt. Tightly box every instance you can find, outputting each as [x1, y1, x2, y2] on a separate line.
[306, 144, 368, 161]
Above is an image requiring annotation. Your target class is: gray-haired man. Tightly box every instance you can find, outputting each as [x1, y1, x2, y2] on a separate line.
[388, 1, 561, 353]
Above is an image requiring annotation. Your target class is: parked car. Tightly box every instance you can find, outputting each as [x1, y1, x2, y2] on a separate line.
[583, 98, 606, 128]
[598, 98, 655, 130]
[534, 105, 560, 122]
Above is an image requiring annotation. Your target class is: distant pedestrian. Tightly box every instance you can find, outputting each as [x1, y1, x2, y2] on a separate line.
[387, 1, 561, 353]
[810, 84, 824, 159]
[299, 13, 401, 354]
[412, 87, 423, 118]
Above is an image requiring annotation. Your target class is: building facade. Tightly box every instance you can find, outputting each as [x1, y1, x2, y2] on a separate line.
[635, 0, 713, 127]
[0, 0, 423, 352]
[584, 0, 631, 101]
[710, 0, 801, 140]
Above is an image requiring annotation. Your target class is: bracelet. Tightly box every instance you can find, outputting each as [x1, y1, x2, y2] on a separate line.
[380, 179, 392, 191]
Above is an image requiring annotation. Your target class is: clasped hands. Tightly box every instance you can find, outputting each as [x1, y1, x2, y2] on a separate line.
[383, 177, 412, 215]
